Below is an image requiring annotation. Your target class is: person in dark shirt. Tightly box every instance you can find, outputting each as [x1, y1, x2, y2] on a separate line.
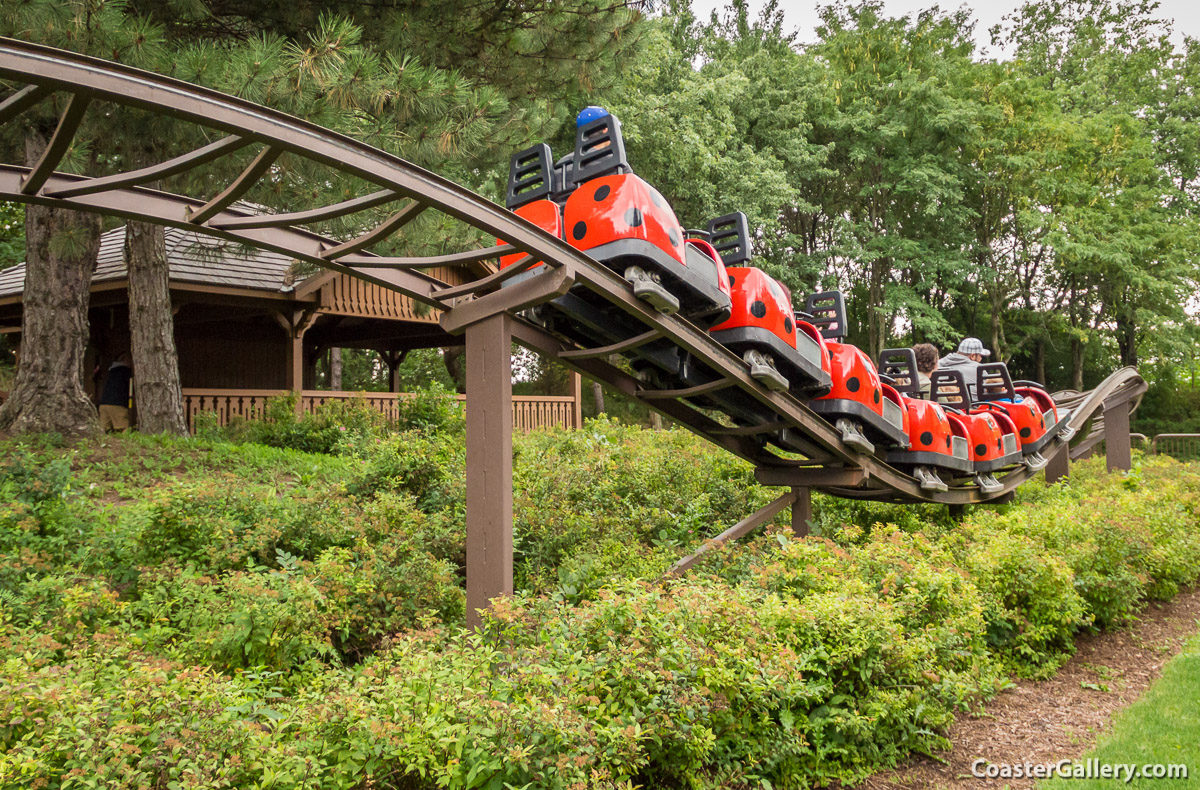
[99, 352, 133, 432]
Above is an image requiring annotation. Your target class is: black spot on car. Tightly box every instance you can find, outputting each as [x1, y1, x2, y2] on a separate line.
[976, 443, 987, 456]
[728, 274, 736, 286]
[750, 300, 767, 318]
[572, 221, 587, 240]
[920, 431, 933, 446]
[594, 184, 610, 201]
[1020, 427, 1031, 438]
[649, 191, 663, 207]
[668, 228, 679, 246]
[847, 377, 860, 392]
[784, 317, 793, 334]
[625, 207, 643, 227]
[873, 389, 880, 404]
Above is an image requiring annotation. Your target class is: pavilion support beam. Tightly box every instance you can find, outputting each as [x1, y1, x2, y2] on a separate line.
[1046, 443, 1069, 484]
[465, 312, 514, 630]
[1104, 397, 1132, 472]
[791, 487, 812, 537]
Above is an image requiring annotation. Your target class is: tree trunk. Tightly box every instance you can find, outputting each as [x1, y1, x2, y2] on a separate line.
[592, 381, 605, 415]
[329, 347, 343, 390]
[443, 347, 466, 393]
[125, 220, 187, 435]
[649, 411, 662, 430]
[0, 134, 100, 438]
[1071, 336, 1085, 391]
[1035, 338, 1046, 386]
[1115, 313, 1137, 368]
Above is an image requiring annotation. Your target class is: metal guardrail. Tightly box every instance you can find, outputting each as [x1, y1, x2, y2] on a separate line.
[1151, 433, 1200, 462]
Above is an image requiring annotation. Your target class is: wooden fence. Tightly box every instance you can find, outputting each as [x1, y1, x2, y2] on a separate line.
[181, 388, 579, 433]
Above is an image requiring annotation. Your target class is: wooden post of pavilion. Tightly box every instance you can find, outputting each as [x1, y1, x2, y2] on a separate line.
[570, 370, 583, 428]
[275, 308, 317, 415]
[464, 312, 514, 629]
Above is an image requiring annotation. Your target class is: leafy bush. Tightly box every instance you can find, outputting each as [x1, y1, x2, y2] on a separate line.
[222, 392, 389, 454]
[3, 423, 1200, 788]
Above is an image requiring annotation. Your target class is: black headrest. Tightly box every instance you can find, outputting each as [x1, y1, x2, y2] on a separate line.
[930, 369, 972, 409]
[572, 113, 630, 182]
[801, 291, 848, 341]
[878, 348, 921, 397]
[706, 211, 752, 266]
[506, 143, 553, 210]
[974, 362, 1016, 402]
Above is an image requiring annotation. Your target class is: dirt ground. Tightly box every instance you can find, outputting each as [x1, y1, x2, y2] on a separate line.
[863, 587, 1200, 790]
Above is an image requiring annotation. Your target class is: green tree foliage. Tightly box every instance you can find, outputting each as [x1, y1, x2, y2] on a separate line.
[587, 0, 1199, 390]
[0, 202, 22, 270]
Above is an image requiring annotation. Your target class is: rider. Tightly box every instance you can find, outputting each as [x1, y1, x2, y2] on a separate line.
[939, 337, 990, 398]
[912, 343, 939, 398]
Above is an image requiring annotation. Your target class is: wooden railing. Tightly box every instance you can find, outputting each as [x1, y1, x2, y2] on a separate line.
[181, 388, 580, 433]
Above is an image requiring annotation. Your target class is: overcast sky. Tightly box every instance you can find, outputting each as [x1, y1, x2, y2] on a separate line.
[690, 0, 1199, 57]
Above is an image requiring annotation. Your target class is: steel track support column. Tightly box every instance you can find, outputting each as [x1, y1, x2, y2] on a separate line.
[465, 312, 514, 629]
[1104, 397, 1132, 472]
[791, 487, 812, 537]
[1046, 444, 1069, 484]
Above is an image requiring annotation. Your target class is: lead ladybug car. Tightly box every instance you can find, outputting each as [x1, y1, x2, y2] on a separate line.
[495, 108, 731, 381]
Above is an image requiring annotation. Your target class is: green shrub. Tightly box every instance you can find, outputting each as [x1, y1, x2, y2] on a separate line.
[224, 393, 388, 454]
[955, 522, 1090, 676]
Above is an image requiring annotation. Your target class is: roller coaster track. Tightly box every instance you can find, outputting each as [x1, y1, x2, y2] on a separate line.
[0, 41, 1147, 615]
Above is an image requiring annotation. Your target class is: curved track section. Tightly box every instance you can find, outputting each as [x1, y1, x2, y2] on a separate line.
[0, 39, 1145, 504]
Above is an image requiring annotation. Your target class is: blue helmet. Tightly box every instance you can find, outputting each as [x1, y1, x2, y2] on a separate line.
[576, 106, 609, 127]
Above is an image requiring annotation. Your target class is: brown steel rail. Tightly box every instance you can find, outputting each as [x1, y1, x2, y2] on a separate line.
[0, 39, 1147, 621]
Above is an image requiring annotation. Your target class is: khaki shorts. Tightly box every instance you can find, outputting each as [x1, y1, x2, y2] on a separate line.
[99, 404, 131, 432]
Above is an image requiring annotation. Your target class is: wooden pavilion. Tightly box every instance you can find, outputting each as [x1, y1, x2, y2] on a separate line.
[0, 224, 581, 431]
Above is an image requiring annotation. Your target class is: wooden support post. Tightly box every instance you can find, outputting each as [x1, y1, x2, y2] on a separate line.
[1046, 443, 1069, 484]
[275, 308, 316, 415]
[948, 504, 966, 522]
[286, 335, 303, 393]
[1104, 397, 1132, 472]
[570, 370, 582, 428]
[465, 313, 514, 629]
[791, 487, 811, 537]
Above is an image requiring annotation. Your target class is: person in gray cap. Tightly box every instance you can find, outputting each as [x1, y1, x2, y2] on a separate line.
[939, 338, 990, 398]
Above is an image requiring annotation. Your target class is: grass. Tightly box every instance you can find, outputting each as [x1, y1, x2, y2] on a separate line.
[1040, 629, 1200, 789]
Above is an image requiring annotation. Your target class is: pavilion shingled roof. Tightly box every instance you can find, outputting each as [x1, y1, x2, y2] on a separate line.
[0, 224, 306, 298]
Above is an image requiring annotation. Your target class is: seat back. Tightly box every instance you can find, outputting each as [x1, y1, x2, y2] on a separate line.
[707, 211, 752, 267]
[974, 363, 1017, 402]
[506, 143, 553, 209]
[878, 348, 921, 397]
[801, 291, 848, 341]
[930, 369, 972, 409]
[573, 113, 630, 182]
